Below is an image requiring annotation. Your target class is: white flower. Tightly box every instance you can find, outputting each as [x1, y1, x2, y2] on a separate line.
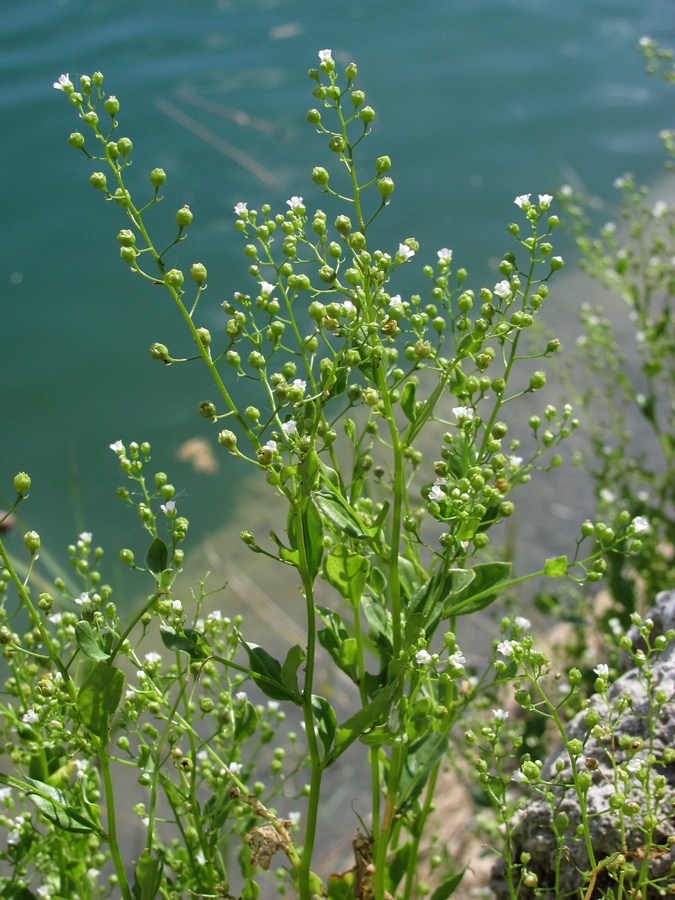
[234, 202, 247, 216]
[281, 419, 298, 437]
[492, 709, 509, 721]
[512, 768, 528, 783]
[288, 810, 302, 825]
[560, 184, 573, 198]
[631, 516, 650, 534]
[229, 761, 243, 774]
[160, 500, 176, 516]
[260, 281, 275, 296]
[497, 639, 517, 658]
[0, 787, 11, 804]
[235, 691, 248, 702]
[538, 194, 553, 209]
[318, 49, 333, 62]
[429, 482, 446, 502]
[341, 299, 356, 315]
[22, 708, 39, 724]
[437, 248, 453, 263]
[74, 592, 89, 606]
[110, 440, 124, 454]
[626, 758, 644, 774]
[7, 827, 21, 845]
[291, 378, 307, 392]
[172, 600, 183, 614]
[652, 201, 668, 218]
[287, 196, 304, 211]
[397, 243, 415, 261]
[389, 294, 404, 309]
[599, 488, 616, 503]
[447, 650, 466, 668]
[452, 406, 475, 424]
[79, 531, 92, 543]
[263, 440, 277, 453]
[53, 73, 72, 91]
[415, 649, 432, 666]
[514, 193, 531, 208]
[594, 664, 609, 677]
[267, 700, 280, 711]
[509, 455, 523, 468]
[514, 616, 531, 631]
[144, 652, 162, 664]
[493, 280, 512, 300]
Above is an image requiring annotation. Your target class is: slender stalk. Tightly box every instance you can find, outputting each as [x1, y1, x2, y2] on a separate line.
[98, 746, 133, 900]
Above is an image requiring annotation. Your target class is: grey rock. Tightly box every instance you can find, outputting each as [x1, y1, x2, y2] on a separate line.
[490, 590, 675, 898]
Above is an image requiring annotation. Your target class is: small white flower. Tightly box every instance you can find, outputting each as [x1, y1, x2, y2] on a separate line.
[281, 419, 298, 437]
[229, 761, 243, 774]
[22, 708, 39, 724]
[110, 440, 124, 454]
[160, 500, 176, 516]
[144, 652, 162, 664]
[207, 610, 223, 622]
[497, 639, 517, 658]
[260, 281, 275, 297]
[514, 193, 531, 208]
[415, 649, 432, 666]
[631, 516, 650, 534]
[397, 243, 415, 261]
[538, 193, 553, 209]
[341, 299, 356, 315]
[79, 531, 92, 543]
[509, 455, 523, 468]
[429, 480, 446, 502]
[652, 201, 668, 218]
[267, 700, 280, 712]
[594, 664, 609, 677]
[599, 488, 616, 503]
[493, 280, 512, 300]
[0, 787, 11, 804]
[234, 202, 247, 216]
[452, 406, 475, 424]
[172, 599, 183, 614]
[514, 616, 531, 631]
[235, 691, 248, 702]
[74, 592, 89, 606]
[492, 709, 509, 721]
[263, 440, 277, 453]
[318, 49, 333, 63]
[447, 650, 466, 668]
[288, 810, 302, 825]
[53, 73, 72, 91]
[287, 196, 304, 211]
[560, 184, 573, 198]
[512, 768, 528, 783]
[7, 827, 21, 845]
[625, 758, 644, 774]
[291, 378, 307, 392]
[389, 294, 404, 309]
[437, 248, 453, 263]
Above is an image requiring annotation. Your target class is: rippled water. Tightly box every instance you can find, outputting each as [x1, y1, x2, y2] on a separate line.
[2, 0, 674, 558]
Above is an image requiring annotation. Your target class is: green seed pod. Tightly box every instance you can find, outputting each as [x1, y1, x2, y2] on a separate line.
[165, 269, 184, 289]
[328, 135, 346, 154]
[529, 370, 546, 390]
[359, 106, 375, 124]
[350, 89, 365, 106]
[198, 400, 216, 419]
[190, 262, 207, 285]
[82, 111, 99, 127]
[312, 166, 329, 185]
[176, 206, 193, 228]
[306, 108, 321, 124]
[24, 531, 41, 554]
[150, 167, 166, 188]
[245, 406, 260, 423]
[104, 95, 119, 116]
[196, 327, 211, 348]
[218, 430, 237, 449]
[90, 171, 107, 190]
[248, 351, 265, 370]
[150, 342, 169, 361]
[375, 155, 392, 174]
[377, 177, 394, 198]
[550, 256, 564, 271]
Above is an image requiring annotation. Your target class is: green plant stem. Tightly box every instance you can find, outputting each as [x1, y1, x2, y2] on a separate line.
[98, 744, 133, 900]
[401, 761, 441, 900]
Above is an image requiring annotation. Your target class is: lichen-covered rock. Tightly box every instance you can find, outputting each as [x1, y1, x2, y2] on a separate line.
[490, 590, 675, 898]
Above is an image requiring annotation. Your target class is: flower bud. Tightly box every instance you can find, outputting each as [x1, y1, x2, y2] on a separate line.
[176, 206, 193, 228]
[165, 269, 184, 289]
[328, 136, 346, 154]
[335, 215, 352, 236]
[345, 62, 358, 79]
[312, 166, 329, 186]
[306, 108, 321, 124]
[150, 342, 170, 361]
[245, 406, 260, 423]
[550, 256, 564, 271]
[104, 95, 120, 116]
[256, 446, 274, 466]
[117, 229, 136, 247]
[116, 137, 132, 157]
[83, 111, 99, 128]
[24, 530, 41, 554]
[120, 246, 138, 264]
[218, 430, 237, 449]
[359, 106, 375, 124]
[375, 155, 392, 174]
[529, 370, 546, 390]
[90, 171, 107, 190]
[198, 400, 216, 420]
[190, 263, 207, 286]
[196, 327, 211, 348]
[68, 132, 85, 149]
[148, 167, 166, 190]
[378, 177, 394, 198]
[13, 472, 31, 495]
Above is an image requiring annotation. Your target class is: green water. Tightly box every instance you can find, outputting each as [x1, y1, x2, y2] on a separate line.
[2, 0, 674, 560]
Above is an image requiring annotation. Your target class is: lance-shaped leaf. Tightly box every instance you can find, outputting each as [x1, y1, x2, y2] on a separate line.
[160, 625, 211, 660]
[76, 661, 125, 744]
[240, 641, 302, 704]
[132, 849, 165, 900]
[23, 777, 101, 834]
[312, 694, 337, 757]
[313, 489, 368, 539]
[75, 620, 111, 661]
[444, 561, 512, 617]
[145, 537, 168, 575]
[323, 547, 369, 607]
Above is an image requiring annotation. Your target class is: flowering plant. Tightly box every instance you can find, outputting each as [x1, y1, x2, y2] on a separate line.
[0, 48, 666, 900]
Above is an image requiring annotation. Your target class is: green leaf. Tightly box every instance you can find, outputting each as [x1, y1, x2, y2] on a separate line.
[430, 870, 466, 900]
[160, 626, 211, 660]
[24, 778, 99, 834]
[281, 644, 306, 697]
[234, 700, 259, 742]
[317, 606, 358, 682]
[312, 694, 337, 757]
[445, 431, 478, 479]
[313, 489, 368, 539]
[444, 561, 512, 617]
[327, 871, 356, 899]
[398, 734, 448, 813]
[325, 665, 404, 766]
[324, 547, 369, 607]
[132, 849, 164, 900]
[76, 661, 125, 744]
[544, 554, 568, 577]
[241, 641, 301, 703]
[409, 569, 475, 637]
[75, 620, 111, 661]
[400, 380, 417, 423]
[145, 537, 168, 575]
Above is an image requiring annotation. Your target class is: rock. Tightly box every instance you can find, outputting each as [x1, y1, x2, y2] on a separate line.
[490, 590, 675, 898]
